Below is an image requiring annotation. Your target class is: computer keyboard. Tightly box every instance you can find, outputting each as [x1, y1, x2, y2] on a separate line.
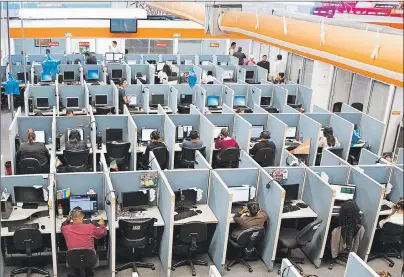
[283, 205, 300, 213]
[174, 210, 198, 221]
[209, 107, 221, 111]
[380, 204, 391, 211]
[8, 223, 39, 233]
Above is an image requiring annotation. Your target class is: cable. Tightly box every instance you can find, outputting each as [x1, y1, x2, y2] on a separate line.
[104, 190, 117, 206]
[281, 264, 293, 277]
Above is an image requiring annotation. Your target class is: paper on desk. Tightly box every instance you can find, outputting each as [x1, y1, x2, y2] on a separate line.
[1, 189, 10, 201]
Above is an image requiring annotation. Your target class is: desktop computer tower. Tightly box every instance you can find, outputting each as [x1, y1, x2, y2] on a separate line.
[58, 75, 63, 83]
[59, 98, 64, 112]
[106, 75, 110, 85]
[28, 97, 34, 113]
[15, 134, 21, 152]
[96, 132, 103, 149]
[56, 133, 62, 151]
[89, 95, 93, 107]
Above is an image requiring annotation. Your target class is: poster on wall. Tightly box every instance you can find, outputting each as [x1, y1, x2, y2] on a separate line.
[209, 42, 220, 48]
[35, 39, 51, 47]
[48, 42, 59, 47]
[79, 42, 90, 53]
[155, 41, 168, 48]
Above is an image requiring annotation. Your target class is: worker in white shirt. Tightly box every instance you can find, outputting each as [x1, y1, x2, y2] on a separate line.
[274, 54, 286, 81]
[109, 41, 120, 53]
[379, 198, 404, 228]
[229, 42, 236, 56]
[202, 71, 215, 84]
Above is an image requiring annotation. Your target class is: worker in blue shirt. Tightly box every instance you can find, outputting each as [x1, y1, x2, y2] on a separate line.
[351, 124, 361, 145]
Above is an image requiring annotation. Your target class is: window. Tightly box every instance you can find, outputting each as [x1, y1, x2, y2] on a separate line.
[368, 81, 390, 121]
[150, 40, 174, 54]
[286, 53, 303, 83]
[329, 68, 353, 110]
[348, 74, 371, 109]
[125, 39, 149, 54]
[301, 58, 314, 88]
[178, 40, 202, 55]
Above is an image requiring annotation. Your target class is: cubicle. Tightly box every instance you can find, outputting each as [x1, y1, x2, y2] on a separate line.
[278, 84, 313, 113]
[58, 64, 82, 84]
[105, 64, 128, 83]
[88, 84, 117, 114]
[178, 54, 197, 65]
[147, 84, 178, 114]
[129, 64, 151, 84]
[58, 85, 88, 115]
[237, 65, 267, 84]
[344, 253, 379, 277]
[10, 65, 31, 84]
[82, 64, 104, 83]
[26, 85, 57, 116]
[124, 85, 146, 109]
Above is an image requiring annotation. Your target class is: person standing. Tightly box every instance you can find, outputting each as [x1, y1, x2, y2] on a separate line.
[229, 42, 236, 55]
[274, 54, 286, 80]
[109, 41, 120, 53]
[257, 55, 270, 75]
[233, 47, 246, 66]
[118, 79, 129, 114]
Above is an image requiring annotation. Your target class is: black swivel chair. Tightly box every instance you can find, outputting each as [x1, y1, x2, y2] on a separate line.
[116, 219, 156, 274]
[11, 227, 50, 277]
[332, 102, 343, 113]
[172, 222, 208, 276]
[277, 219, 323, 274]
[253, 147, 275, 167]
[180, 146, 206, 168]
[64, 149, 90, 172]
[216, 147, 240, 168]
[106, 142, 131, 171]
[18, 158, 41, 174]
[178, 105, 191, 114]
[226, 227, 265, 273]
[151, 146, 169, 170]
[351, 102, 364, 112]
[368, 222, 404, 267]
[207, 81, 214, 84]
[96, 106, 113, 115]
[66, 248, 98, 277]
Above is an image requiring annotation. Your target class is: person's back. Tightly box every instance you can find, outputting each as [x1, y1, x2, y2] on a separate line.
[351, 127, 361, 145]
[250, 140, 276, 157]
[66, 140, 88, 151]
[232, 202, 268, 238]
[233, 47, 246, 65]
[17, 130, 49, 167]
[86, 55, 97, 65]
[143, 131, 167, 163]
[182, 131, 204, 149]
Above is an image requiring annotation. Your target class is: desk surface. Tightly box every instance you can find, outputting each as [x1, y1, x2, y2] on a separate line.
[59, 108, 88, 116]
[284, 140, 302, 148]
[1, 204, 49, 222]
[174, 204, 218, 225]
[116, 206, 164, 227]
[282, 200, 318, 219]
[1, 217, 52, 236]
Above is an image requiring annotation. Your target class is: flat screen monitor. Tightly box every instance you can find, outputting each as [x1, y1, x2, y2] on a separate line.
[34, 130, 46, 144]
[223, 70, 234, 80]
[66, 97, 79, 108]
[286, 126, 297, 139]
[121, 191, 149, 209]
[141, 128, 157, 142]
[283, 184, 300, 201]
[105, 53, 114, 62]
[251, 125, 264, 139]
[87, 69, 99, 80]
[17, 72, 28, 82]
[41, 72, 52, 82]
[63, 71, 75, 81]
[228, 186, 250, 203]
[95, 94, 108, 106]
[157, 62, 165, 71]
[129, 96, 137, 106]
[14, 186, 45, 204]
[214, 126, 227, 138]
[147, 60, 156, 65]
[106, 128, 123, 142]
[151, 94, 165, 105]
[174, 189, 197, 208]
[331, 185, 356, 201]
[260, 96, 272, 106]
[180, 94, 193, 105]
[67, 128, 83, 141]
[287, 95, 297, 104]
[69, 194, 98, 213]
[234, 95, 246, 106]
[246, 71, 255, 79]
[207, 95, 219, 107]
[111, 69, 123, 79]
[36, 97, 49, 109]
[110, 19, 138, 33]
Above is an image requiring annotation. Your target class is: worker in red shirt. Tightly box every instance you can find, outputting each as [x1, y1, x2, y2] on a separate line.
[61, 207, 107, 276]
[215, 128, 239, 161]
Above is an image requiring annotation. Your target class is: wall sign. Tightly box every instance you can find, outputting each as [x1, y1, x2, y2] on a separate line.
[79, 42, 90, 46]
[155, 42, 168, 48]
[48, 42, 59, 47]
[209, 42, 220, 48]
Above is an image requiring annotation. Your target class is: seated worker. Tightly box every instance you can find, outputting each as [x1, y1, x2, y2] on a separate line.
[379, 198, 404, 228]
[61, 207, 107, 276]
[249, 131, 276, 157]
[181, 130, 203, 149]
[318, 126, 340, 148]
[66, 129, 89, 151]
[135, 72, 147, 84]
[86, 52, 97, 65]
[16, 129, 50, 173]
[382, 153, 393, 164]
[351, 124, 361, 145]
[66, 108, 74, 117]
[202, 71, 215, 84]
[143, 130, 167, 164]
[118, 79, 130, 114]
[158, 64, 170, 84]
[215, 128, 239, 160]
[231, 202, 268, 239]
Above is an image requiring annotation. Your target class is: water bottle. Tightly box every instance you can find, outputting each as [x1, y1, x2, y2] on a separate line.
[87, 136, 90, 145]
[299, 132, 303, 143]
[48, 137, 52, 145]
[57, 204, 63, 219]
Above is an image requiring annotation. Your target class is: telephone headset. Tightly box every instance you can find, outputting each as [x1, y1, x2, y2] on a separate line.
[104, 190, 117, 206]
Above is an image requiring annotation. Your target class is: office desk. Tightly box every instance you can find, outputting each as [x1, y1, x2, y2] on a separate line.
[282, 200, 317, 219]
[59, 108, 88, 116]
[174, 204, 218, 226]
[148, 106, 173, 114]
[47, 143, 92, 155]
[284, 140, 302, 149]
[116, 206, 164, 227]
[1, 204, 48, 222]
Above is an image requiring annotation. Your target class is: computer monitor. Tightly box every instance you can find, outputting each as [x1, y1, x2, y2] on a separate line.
[36, 97, 49, 109]
[174, 189, 197, 209]
[207, 95, 220, 107]
[287, 95, 297, 104]
[67, 128, 84, 141]
[147, 60, 156, 65]
[106, 128, 123, 142]
[105, 53, 114, 62]
[331, 185, 355, 202]
[63, 71, 75, 81]
[114, 53, 123, 61]
[87, 69, 99, 80]
[14, 186, 45, 204]
[260, 96, 272, 106]
[214, 126, 227, 138]
[111, 69, 123, 79]
[40, 72, 52, 82]
[141, 128, 157, 142]
[201, 61, 209, 65]
[180, 94, 193, 105]
[66, 97, 79, 108]
[151, 94, 165, 105]
[157, 62, 165, 71]
[245, 71, 255, 80]
[95, 94, 108, 106]
[286, 126, 297, 139]
[251, 125, 264, 140]
[228, 186, 250, 203]
[121, 191, 149, 209]
[34, 130, 46, 144]
[234, 95, 246, 106]
[69, 194, 98, 213]
[223, 70, 234, 80]
[17, 72, 28, 82]
[283, 184, 300, 201]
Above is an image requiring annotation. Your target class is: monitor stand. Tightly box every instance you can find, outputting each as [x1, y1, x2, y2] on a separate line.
[22, 203, 39, 209]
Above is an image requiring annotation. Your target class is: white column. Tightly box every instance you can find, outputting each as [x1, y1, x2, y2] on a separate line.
[173, 38, 179, 54]
[65, 37, 72, 54]
[95, 38, 103, 54]
[383, 86, 403, 153]
[310, 60, 335, 110]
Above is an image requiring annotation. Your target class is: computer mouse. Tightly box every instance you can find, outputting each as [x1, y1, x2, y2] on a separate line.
[296, 203, 308, 209]
[195, 210, 202, 214]
[192, 206, 198, 209]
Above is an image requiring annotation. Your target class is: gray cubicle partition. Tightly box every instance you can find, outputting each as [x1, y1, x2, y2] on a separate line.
[268, 114, 288, 166]
[55, 115, 91, 143]
[215, 168, 259, 200]
[396, 148, 403, 164]
[358, 148, 380, 165]
[281, 259, 303, 277]
[94, 115, 129, 143]
[58, 85, 87, 112]
[194, 85, 207, 113]
[299, 114, 321, 166]
[88, 85, 114, 107]
[28, 85, 57, 111]
[306, 113, 330, 127]
[344, 253, 379, 277]
[234, 115, 252, 152]
[124, 85, 145, 108]
[389, 165, 404, 203]
[320, 148, 350, 166]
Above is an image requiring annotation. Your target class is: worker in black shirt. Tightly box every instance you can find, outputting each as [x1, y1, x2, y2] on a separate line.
[257, 55, 270, 76]
[118, 79, 129, 114]
[86, 52, 97, 64]
[142, 131, 168, 168]
[16, 129, 50, 173]
[249, 131, 276, 157]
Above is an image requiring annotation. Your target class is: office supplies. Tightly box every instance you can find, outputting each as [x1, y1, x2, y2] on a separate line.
[207, 95, 220, 107]
[111, 69, 123, 79]
[140, 172, 158, 188]
[67, 128, 83, 141]
[121, 191, 149, 211]
[174, 210, 198, 221]
[331, 185, 356, 202]
[87, 69, 99, 80]
[157, 62, 165, 71]
[34, 130, 46, 144]
[228, 186, 250, 203]
[69, 194, 98, 214]
[40, 72, 52, 82]
[106, 128, 123, 142]
[66, 97, 79, 108]
[95, 94, 108, 106]
[174, 189, 197, 212]
[287, 95, 297, 104]
[14, 186, 45, 209]
[141, 128, 157, 143]
[151, 94, 165, 106]
[180, 94, 193, 105]
[251, 125, 264, 140]
[286, 127, 297, 139]
[245, 71, 255, 80]
[283, 184, 300, 202]
[260, 96, 272, 106]
[233, 95, 246, 107]
[63, 71, 75, 81]
[36, 97, 49, 109]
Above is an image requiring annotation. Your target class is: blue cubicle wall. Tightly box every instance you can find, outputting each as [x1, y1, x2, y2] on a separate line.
[88, 85, 114, 106]
[345, 253, 379, 277]
[29, 86, 57, 109]
[1, 174, 49, 203]
[59, 85, 86, 109]
[94, 115, 128, 143]
[55, 116, 91, 142]
[18, 116, 53, 143]
[389, 165, 404, 203]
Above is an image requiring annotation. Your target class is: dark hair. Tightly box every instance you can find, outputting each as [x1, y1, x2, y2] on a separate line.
[45, 49, 50, 54]
[261, 131, 270, 140]
[66, 108, 74, 115]
[112, 40, 117, 45]
[150, 130, 160, 141]
[74, 58, 81, 64]
[247, 202, 260, 216]
[136, 72, 143, 78]
[69, 129, 82, 141]
[323, 126, 336, 147]
[27, 130, 36, 144]
[207, 71, 213, 76]
[277, 54, 282, 60]
[339, 200, 361, 245]
[262, 55, 267, 58]
[125, 48, 128, 54]
[163, 64, 172, 75]
[395, 198, 404, 211]
[221, 128, 229, 137]
[231, 42, 236, 47]
[119, 78, 126, 86]
[383, 153, 392, 159]
[189, 130, 198, 140]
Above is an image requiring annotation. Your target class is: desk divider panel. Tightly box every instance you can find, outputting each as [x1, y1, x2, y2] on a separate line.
[239, 150, 260, 169]
[297, 85, 313, 112]
[168, 86, 178, 113]
[48, 174, 58, 276]
[163, 115, 176, 169]
[299, 114, 321, 166]
[335, 112, 362, 126]
[127, 114, 137, 170]
[234, 114, 252, 152]
[302, 168, 335, 267]
[349, 167, 383, 260]
[341, 103, 362, 113]
[257, 168, 284, 270]
[257, 66, 268, 82]
[281, 259, 303, 277]
[281, 149, 299, 166]
[125, 85, 143, 107]
[222, 86, 235, 109]
[88, 85, 114, 107]
[125, 63, 131, 82]
[253, 104, 268, 114]
[18, 115, 53, 144]
[59, 64, 80, 80]
[358, 148, 380, 165]
[344, 252, 379, 277]
[268, 114, 288, 166]
[214, 168, 259, 195]
[56, 116, 91, 142]
[221, 104, 234, 114]
[273, 85, 288, 112]
[330, 113, 354, 160]
[208, 171, 232, 273]
[29, 86, 57, 110]
[320, 148, 350, 166]
[205, 114, 235, 137]
[8, 109, 19, 175]
[194, 150, 212, 170]
[111, 81, 119, 115]
[193, 65, 203, 84]
[283, 105, 300, 114]
[273, 113, 300, 129]
[189, 104, 201, 116]
[240, 113, 268, 127]
[199, 114, 215, 164]
[133, 115, 164, 139]
[194, 85, 206, 112]
[141, 86, 150, 113]
[0, 174, 49, 203]
[359, 165, 390, 185]
[311, 166, 350, 185]
[215, 65, 225, 83]
[94, 115, 128, 143]
[396, 148, 403, 164]
[88, 107, 97, 172]
[396, 164, 403, 170]
[306, 113, 331, 127]
[361, 114, 385, 155]
[23, 84, 31, 115]
[313, 105, 331, 113]
[389, 165, 404, 203]
[265, 167, 306, 199]
[168, 114, 200, 131]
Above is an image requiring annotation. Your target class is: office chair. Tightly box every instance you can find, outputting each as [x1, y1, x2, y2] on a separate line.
[253, 147, 275, 167]
[207, 81, 214, 84]
[263, 107, 279, 114]
[116, 219, 156, 274]
[277, 219, 323, 274]
[368, 222, 404, 267]
[180, 146, 206, 168]
[226, 227, 265, 273]
[96, 106, 112, 115]
[332, 102, 343, 113]
[11, 227, 50, 277]
[18, 158, 42, 175]
[178, 105, 191, 114]
[172, 222, 209, 276]
[66, 248, 98, 277]
[106, 142, 131, 171]
[151, 146, 169, 170]
[216, 147, 240, 168]
[351, 102, 364, 112]
[64, 149, 90, 172]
